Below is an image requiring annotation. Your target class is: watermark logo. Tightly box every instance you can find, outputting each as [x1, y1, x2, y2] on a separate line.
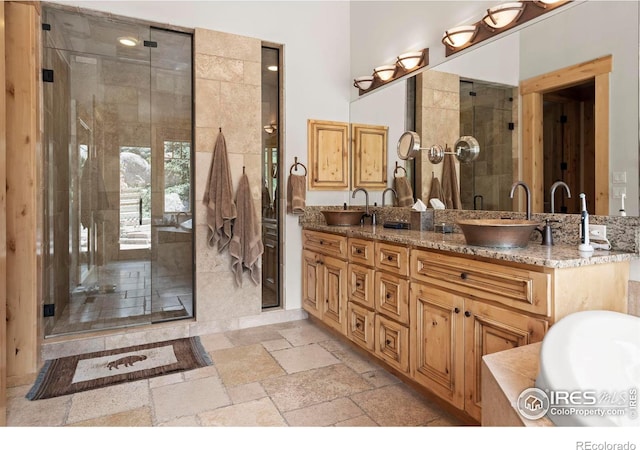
[517, 387, 550, 420]
[516, 387, 638, 421]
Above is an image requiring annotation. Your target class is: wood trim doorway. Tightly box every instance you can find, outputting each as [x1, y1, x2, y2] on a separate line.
[520, 55, 611, 215]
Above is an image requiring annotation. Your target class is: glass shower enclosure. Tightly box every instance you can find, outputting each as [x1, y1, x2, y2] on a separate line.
[41, 6, 194, 337]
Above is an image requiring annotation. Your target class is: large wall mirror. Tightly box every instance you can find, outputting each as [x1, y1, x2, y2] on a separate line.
[349, 0, 639, 216]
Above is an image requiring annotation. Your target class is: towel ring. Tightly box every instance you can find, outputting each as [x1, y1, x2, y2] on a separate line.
[290, 158, 308, 176]
[394, 163, 407, 178]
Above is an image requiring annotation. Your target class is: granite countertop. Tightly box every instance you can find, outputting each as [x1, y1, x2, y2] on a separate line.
[302, 223, 636, 269]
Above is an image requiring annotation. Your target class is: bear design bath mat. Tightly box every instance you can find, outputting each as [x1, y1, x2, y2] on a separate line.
[26, 337, 212, 400]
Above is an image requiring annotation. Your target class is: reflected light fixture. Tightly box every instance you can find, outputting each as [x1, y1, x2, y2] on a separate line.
[396, 50, 425, 71]
[353, 75, 374, 90]
[373, 64, 396, 81]
[267, 65, 278, 72]
[442, 25, 478, 49]
[482, 2, 525, 30]
[263, 123, 277, 134]
[118, 36, 138, 47]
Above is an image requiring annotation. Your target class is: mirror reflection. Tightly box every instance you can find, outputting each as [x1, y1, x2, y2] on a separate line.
[350, 0, 639, 216]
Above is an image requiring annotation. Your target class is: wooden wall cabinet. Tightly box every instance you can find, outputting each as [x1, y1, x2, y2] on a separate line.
[307, 119, 349, 190]
[351, 123, 388, 190]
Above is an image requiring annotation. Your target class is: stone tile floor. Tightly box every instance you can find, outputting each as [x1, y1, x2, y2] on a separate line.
[7, 319, 464, 427]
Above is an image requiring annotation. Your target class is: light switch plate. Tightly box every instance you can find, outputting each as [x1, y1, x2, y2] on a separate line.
[613, 172, 627, 184]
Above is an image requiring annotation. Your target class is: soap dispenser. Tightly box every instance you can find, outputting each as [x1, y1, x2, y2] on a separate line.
[538, 219, 559, 246]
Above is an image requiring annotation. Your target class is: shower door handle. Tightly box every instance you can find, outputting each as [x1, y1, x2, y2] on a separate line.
[139, 198, 143, 225]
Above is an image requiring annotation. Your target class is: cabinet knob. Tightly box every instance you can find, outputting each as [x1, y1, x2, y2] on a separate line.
[454, 307, 460, 314]
[464, 311, 471, 317]
[319, 240, 324, 245]
[385, 339, 391, 345]
[355, 323, 361, 328]
[356, 248, 363, 254]
[386, 293, 391, 299]
[355, 282, 362, 288]
[387, 255, 393, 261]
[460, 272, 468, 280]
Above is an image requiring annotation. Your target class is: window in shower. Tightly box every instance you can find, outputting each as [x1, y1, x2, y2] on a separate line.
[42, 5, 194, 337]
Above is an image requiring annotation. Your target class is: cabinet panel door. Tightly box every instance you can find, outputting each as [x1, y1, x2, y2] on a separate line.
[375, 315, 409, 373]
[375, 242, 409, 277]
[348, 263, 375, 309]
[321, 255, 348, 335]
[375, 271, 409, 325]
[463, 301, 548, 421]
[410, 284, 464, 409]
[351, 123, 388, 190]
[302, 250, 323, 320]
[347, 302, 375, 351]
[307, 119, 349, 190]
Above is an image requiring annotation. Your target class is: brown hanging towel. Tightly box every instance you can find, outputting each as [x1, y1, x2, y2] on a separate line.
[442, 152, 462, 209]
[287, 159, 307, 214]
[229, 172, 264, 286]
[203, 130, 237, 251]
[428, 171, 445, 207]
[393, 164, 414, 207]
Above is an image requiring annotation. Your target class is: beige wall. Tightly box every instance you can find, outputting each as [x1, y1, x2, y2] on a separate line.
[191, 28, 263, 332]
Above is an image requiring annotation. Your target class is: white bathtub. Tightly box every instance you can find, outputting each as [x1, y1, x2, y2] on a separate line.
[535, 310, 639, 426]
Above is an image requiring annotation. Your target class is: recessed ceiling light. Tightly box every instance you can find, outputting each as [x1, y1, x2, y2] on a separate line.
[267, 65, 278, 72]
[118, 37, 138, 47]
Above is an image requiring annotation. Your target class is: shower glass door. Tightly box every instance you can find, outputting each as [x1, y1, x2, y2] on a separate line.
[42, 6, 193, 337]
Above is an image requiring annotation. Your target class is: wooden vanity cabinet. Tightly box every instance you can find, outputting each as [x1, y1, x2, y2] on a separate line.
[346, 238, 376, 350]
[302, 231, 348, 335]
[410, 249, 548, 421]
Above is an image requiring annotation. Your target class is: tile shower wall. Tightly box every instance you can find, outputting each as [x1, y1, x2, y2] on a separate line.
[193, 28, 263, 332]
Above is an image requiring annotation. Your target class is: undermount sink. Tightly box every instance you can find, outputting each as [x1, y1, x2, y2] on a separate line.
[321, 210, 365, 226]
[535, 310, 640, 426]
[179, 218, 192, 231]
[456, 219, 538, 248]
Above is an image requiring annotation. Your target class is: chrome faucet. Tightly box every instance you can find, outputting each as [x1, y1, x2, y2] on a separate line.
[509, 181, 531, 220]
[382, 188, 397, 207]
[549, 181, 572, 214]
[352, 187, 370, 216]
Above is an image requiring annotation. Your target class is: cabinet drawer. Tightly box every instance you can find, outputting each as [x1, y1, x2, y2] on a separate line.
[375, 315, 409, 373]
[303, 230, 347, 258]
[375, 242, 409, 277]
[347, 302, 375, 351]
[411, 249, 551, 316]
[375, 271, 409, 325]
[348, 238, 375, 267]
[348, 264, 376, 309]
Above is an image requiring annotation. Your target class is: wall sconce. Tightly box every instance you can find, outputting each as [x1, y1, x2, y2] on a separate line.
[397, 50, 425, 70]
[442, 0, 570, 56]
[354, 48, 429, 96]
[373, 64, 397, 81]
[353, 76, 374, 90]
[263, 123, 277, 134]
[482, 2, 525, 30]
[442, 25, 478, 49]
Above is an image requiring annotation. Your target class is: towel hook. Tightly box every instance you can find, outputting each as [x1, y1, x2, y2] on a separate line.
[290, 157, 307, 176]
[242, 165, 245, 174]
[394, 161, 407, 178]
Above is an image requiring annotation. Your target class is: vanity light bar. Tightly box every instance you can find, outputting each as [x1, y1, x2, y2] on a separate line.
[442, 0, 571, 56]
[354, 48, 429, 96]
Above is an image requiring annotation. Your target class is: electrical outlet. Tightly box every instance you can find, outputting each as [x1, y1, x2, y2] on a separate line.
[590, 225, 607, 240]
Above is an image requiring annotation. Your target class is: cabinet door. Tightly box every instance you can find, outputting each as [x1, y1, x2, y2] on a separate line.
[375, 271, 409, 325]
[348, 263, 375, 309]
[347, 302, 375, 351]
[463, 300, 548, 421]
[321, 255, 348, 335]
[307, 119, 349, 190]
[351, 123, 388, 190]
[302, 249, 323, 320]
[410, 284, 465, 409]
[262, 225, 278, 301]
[375, 315, 409, 373]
